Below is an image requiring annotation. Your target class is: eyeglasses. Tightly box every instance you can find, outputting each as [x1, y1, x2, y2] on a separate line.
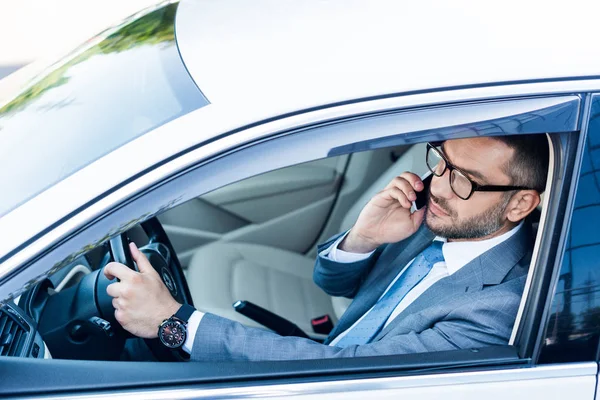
[425, 142, 531, 200]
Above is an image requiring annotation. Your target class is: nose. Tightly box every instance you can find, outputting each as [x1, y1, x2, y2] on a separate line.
[429, 170, 454, 200]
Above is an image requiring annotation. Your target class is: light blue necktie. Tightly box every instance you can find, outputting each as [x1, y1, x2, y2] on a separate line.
[335, 241, 445, 347]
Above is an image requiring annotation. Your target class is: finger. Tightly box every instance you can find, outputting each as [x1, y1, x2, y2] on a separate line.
[399, 172, 424, 192]
[410, 206, 427, 230]
[112, 297, 122, 310]
[388, 176, 419, 202]
[384, 176, 401, 190]
[106, 281, 124, 298]
[103, 267, 116, 281]
[114, 309, 126, 325]
[382, 187, 412, 209]
[129, 242, 156, 275]
[104, 262, 138, 282]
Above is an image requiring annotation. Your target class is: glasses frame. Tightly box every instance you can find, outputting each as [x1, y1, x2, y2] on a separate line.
[425, 142, 532, 200]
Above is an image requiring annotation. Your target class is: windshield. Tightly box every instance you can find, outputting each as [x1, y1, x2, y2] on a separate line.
[0, 1, 208, 218]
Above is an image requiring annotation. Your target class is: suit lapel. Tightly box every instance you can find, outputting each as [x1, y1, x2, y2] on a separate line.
[372, 257, 485, 340]
[325, 225, 435, 343]
[373, 222, 531, 340]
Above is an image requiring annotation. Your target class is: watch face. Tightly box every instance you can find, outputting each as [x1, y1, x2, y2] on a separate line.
[158, 319, 187, 349]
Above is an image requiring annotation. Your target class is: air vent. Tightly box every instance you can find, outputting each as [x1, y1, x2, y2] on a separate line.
[0, 306, 29, 357]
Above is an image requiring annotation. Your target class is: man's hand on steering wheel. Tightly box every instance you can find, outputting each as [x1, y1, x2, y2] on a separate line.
[104, 242, 181, 339]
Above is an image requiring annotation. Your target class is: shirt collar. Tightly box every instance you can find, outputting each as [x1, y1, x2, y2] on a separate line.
[434, 221, 524, 276]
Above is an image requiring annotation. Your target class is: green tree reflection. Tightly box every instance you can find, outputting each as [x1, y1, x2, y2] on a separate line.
[0, 2, 177, 116]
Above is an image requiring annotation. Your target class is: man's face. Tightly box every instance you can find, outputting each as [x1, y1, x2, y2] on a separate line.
[425, 137, 515, 240]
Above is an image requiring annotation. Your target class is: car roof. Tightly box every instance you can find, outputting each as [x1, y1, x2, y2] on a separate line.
[177, 0, 600, 114]
[1, 0, 599, 273]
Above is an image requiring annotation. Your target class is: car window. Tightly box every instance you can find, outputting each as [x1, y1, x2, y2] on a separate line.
[0, 2, 208, 218]
[0, 94, 581, 398]
[9, 135, 549, 361]
[539, 96, 600, 363]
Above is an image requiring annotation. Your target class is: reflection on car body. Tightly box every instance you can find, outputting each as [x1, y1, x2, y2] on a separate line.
[0, 0, 600, 398]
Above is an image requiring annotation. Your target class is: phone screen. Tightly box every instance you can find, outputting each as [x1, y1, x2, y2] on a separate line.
[414, 172, 432, 210]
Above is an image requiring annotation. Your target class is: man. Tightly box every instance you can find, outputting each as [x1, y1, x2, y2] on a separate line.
[105, 134, 549, 361]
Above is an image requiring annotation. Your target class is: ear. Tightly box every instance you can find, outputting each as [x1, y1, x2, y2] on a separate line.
[505, 190, 541, 222]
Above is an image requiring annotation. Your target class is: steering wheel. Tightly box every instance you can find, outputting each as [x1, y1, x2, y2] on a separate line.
[35, 217, 193, 361]
[105, 217, 194, 361]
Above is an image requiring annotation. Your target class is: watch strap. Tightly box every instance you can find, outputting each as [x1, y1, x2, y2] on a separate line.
[174, 304, 195, 323]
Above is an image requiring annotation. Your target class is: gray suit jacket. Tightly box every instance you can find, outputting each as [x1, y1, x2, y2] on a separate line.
[191, 224, 531, 362]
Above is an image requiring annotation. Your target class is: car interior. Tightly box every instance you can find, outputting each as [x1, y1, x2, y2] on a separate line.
[4, 136, 551, 362]
[175, 143, 429, 336]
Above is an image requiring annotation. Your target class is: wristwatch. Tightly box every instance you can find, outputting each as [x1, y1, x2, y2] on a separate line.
[157, 304, 195, 349]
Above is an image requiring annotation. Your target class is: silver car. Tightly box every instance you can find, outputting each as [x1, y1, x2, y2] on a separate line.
[1, 0, 599, 398]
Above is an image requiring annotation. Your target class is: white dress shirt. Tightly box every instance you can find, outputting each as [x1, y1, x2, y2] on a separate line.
[182, 222, 523, 353]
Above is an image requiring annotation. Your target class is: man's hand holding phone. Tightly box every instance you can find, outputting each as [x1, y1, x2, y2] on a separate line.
[340, 171, 430, 253]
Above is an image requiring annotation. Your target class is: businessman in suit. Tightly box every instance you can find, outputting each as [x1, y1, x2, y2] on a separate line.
[105, 134, 549, 361]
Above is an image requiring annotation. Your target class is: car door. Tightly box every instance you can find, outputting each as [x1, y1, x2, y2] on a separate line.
[0, 87, 597, 399]
[158, 156, 348, 266]
[492, 94, 600, 400]
[536, 95, 600, 369]
[534, 94, 600, 397]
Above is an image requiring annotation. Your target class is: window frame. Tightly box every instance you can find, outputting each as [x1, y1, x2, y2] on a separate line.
[0, 92, 588, 397]
[535, 93, 600, 363]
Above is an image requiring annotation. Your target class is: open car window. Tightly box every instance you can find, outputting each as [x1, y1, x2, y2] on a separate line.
[5, 135, 553, 358]
[0, 94, 589, 398]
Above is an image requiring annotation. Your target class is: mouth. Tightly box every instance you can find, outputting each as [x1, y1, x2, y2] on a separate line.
[428, 199, 450, 217]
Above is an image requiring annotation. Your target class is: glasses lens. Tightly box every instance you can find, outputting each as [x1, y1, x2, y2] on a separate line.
[450, 170, 472, 199]
[427, 147, 446, 176]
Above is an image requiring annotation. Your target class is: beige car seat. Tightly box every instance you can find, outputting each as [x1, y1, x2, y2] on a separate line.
[186, 143, 428, 333]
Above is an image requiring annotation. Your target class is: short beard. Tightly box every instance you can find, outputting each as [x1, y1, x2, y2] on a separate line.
[425, 192, 513, 240]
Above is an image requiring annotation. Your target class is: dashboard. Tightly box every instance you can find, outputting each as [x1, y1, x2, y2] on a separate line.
[1, 302, 46, 359]
[2, 255, 98, 361]
[2, 219, 191, 362]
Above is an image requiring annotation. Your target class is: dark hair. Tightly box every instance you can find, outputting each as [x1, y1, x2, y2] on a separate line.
[493, 134, 550, 193]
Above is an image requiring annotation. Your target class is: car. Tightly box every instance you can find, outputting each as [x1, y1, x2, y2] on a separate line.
[1, 0, 599, 398]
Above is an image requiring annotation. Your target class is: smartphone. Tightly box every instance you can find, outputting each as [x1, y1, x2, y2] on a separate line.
[414, 171, 433, 210]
